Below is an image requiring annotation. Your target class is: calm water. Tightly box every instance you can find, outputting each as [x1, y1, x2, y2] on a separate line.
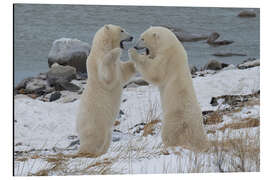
[14, 4, 260, 85]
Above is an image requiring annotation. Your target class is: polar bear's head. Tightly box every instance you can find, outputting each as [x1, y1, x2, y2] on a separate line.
[134, 26, 179, 57]
[92, 24, 133, 51]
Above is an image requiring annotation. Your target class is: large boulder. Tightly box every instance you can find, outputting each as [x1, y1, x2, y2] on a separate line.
[238, 10, 256, 18]
[48, 38, 90, 73]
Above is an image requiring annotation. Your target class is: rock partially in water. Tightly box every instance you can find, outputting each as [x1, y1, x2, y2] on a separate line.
[48, 38, 90, 73]
[238, 10, 256, 18]
[212, 52, 247, 57]
[190, 65, 198, 75]
[162, 25, 209, 42]
[237, 59, 260, 69]
[207, 32, 234, 46]
[203, 60, 223, 70]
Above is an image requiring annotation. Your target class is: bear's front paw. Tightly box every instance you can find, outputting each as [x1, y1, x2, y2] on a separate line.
[111, 48, 122, 57]
[128, 48, 138, 61]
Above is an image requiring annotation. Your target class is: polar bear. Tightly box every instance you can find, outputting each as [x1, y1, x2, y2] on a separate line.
[129, 26, 209, 152]
[76, 24, 135, 157]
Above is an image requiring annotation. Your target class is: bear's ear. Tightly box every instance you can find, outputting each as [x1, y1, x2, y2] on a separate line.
[104, 25, 110, 31]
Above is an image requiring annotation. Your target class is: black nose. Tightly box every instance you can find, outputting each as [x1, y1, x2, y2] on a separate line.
[130, 36, 133, 41]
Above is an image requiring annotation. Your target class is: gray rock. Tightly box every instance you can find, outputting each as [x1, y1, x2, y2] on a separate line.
[207, 32, 234, 46]
[47, 63, 76, 86]
[237, 59, 260, 69]
[238, 10, 256, 17]
[15, 77, 33, 90]
[212, 52, 246, 57]
[162, 25, 209, 42]
[190, 65, 198, 74]
[210, 97, 218, 106]
[48, 38, 90, 73]
[47, 63, 81, 92]
[204, 60, 223, 70]
[25, 78, 47, 94]
[49, 91, 61, 102]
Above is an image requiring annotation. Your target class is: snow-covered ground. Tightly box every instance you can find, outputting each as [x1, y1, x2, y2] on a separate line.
[14, 66, 260, 175]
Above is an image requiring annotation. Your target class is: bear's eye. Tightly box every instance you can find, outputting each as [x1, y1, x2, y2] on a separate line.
[120, 30, 124, 32]
[141, 38, 144, 41]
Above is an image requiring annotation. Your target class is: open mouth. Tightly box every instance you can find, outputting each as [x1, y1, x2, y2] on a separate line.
[134, 46, 149, 55]
[120, 37, 133, 49]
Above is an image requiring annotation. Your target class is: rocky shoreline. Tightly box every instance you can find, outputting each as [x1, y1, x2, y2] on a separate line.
[14, 57, 260, 104]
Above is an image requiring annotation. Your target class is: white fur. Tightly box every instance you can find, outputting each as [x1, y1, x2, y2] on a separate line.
[129, 26, 209, 152]
[76, 25, 135, 157]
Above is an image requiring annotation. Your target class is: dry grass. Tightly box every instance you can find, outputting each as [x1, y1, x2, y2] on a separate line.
[143, 119, 161, 136]
[210, 129, 260, 172]
[218, 118, 259, 132]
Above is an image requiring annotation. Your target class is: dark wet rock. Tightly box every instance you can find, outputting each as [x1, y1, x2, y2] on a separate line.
[117, 109, 125, 119]
[119, 109, 124, 116]
[48, 38, 90, 73]
[238, 10, 256, 18]
[204, 60, 223, 70]
[49, 91, 61, 102]
[212, 52, 246, 57]
[207, 32, 234, 46]
[237, 59, 260, 69]
[210, 97, 218, 106]
[221, 63, 229, 68]
[161, 25, 209, 42]
[190, 65, 198, 74]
